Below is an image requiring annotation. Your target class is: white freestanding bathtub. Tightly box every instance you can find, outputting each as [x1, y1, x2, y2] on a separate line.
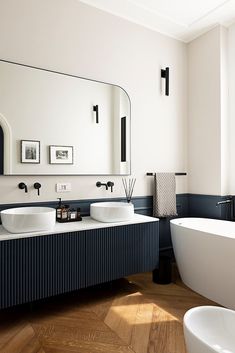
[184, 306, 235, 353]
[170, 218, 235, 309]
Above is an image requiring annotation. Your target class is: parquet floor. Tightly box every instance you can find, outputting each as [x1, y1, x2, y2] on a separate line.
[0, 270, 216, 353]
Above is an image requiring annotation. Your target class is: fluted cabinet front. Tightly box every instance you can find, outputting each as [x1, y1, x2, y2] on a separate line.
[0, 232, 86, 309]
[0, 221, 159, 309]
[85, 223, 159, 286]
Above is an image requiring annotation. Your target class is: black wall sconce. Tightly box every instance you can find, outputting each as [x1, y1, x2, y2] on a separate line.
[161, 67, 169, 96]
[93, 105, 99, 123]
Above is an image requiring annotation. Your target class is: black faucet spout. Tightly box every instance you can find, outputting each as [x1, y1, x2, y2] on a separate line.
[96, 181, 108, 190]
[107, 181, 114, 192]
[34, 182, 41, 196]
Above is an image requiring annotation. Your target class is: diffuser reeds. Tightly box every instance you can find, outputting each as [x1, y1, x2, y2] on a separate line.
[122, 178, 136, 203]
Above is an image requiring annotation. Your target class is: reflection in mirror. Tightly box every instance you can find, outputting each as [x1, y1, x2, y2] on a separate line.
[0, 60, 131, 175]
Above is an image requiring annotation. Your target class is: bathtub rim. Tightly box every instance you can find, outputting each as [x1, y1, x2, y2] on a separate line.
[170, 217, 235, 239]
[170, 217, 231, 226]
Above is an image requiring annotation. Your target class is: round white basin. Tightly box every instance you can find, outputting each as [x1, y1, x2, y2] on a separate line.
[1, 207, 56, 233]
[90, 202, 134, 223]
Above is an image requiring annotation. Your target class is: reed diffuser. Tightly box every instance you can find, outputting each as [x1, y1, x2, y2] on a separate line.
[122, 178, 136, 203]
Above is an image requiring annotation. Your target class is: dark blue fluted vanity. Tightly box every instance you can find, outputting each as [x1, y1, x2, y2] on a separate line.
[0, 215, 159, 309]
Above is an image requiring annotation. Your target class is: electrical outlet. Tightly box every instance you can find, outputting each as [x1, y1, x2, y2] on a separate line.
[56, 183, 71, 192]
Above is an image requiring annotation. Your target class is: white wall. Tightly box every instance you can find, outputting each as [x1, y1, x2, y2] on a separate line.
[220, 26, 229, 196]
[0, 0, 187, 204]
[188, 26, 229, 195]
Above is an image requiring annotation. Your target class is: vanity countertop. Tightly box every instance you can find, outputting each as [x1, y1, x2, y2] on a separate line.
[0, 214, 159, 241]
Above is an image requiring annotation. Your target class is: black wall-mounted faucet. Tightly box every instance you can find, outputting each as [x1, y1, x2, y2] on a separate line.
[18, 182, 28, 193]
[34, 182, 41, 196]
[96, 181, 114, 192]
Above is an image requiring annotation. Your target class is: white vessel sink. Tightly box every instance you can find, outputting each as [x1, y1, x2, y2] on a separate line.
[1, 207, 56, 233]
[90, 202, 134, 223]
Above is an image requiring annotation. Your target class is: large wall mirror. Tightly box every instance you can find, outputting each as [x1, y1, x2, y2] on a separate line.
[0, 60, 131, 175]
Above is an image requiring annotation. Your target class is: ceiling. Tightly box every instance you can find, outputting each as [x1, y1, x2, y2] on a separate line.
[79, 0, 235, 42]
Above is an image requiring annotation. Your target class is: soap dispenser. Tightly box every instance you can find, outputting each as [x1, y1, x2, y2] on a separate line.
[56, 198, 63, 221]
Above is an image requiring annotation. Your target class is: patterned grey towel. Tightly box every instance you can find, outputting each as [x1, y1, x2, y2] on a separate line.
[153, 173, 177, 218]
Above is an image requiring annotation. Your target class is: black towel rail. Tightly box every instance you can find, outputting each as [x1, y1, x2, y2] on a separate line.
[146, 172, 187, 176]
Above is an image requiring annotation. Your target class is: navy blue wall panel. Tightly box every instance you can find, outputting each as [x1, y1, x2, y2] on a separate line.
[0, 196, 153, 218]
[188, 194, 230, 220]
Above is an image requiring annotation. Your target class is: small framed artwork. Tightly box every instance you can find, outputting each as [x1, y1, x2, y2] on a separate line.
[21, 140, 40, 164]
[49, 145, 74, 164]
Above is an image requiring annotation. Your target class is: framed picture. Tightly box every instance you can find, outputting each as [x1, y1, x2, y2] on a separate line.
[49, 145, 74, 164]
[21, 140, 40, 164]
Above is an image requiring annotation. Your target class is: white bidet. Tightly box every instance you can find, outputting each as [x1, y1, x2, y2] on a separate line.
[184, 306, 235, 353]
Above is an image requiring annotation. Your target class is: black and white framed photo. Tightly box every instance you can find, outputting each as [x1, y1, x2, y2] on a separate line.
[21, 140, 40, 164]
[49, 145, 74, 164]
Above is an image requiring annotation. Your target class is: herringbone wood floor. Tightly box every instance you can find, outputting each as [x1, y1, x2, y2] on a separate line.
[0, 270, 216, 353]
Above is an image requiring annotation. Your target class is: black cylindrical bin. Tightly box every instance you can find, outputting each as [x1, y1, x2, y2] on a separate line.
[153, 254, 172, 284]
